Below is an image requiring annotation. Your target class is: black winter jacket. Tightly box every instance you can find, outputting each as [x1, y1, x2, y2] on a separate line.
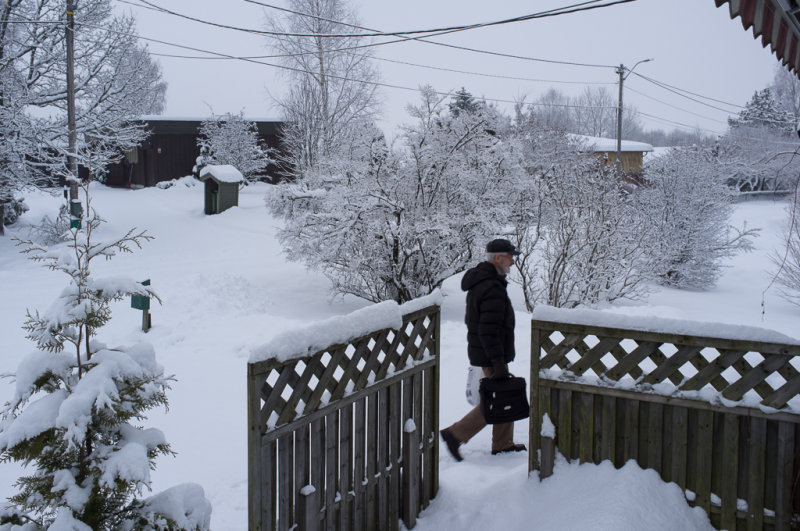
[461, 261, 516, 367]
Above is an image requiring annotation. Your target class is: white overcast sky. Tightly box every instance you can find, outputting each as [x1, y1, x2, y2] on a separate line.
[116, 0, 782, 139]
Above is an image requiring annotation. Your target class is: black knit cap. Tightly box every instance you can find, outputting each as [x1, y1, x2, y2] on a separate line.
[486, 238, 520, 255]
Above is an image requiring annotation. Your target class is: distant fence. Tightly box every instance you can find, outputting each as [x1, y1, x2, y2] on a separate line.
[247, 304, 441, 531]
[529, 314, 800, 531]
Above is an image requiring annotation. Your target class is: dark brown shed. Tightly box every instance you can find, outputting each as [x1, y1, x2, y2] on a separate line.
[104, 117, 283, 188]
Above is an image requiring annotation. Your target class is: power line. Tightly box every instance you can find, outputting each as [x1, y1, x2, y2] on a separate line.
[631, 77, 796, 129]
[637, 110, 800, 146]
[144, 47, 614, 87]
[74, 20, 618, 112]
[625, 86, 728, 124]
[121, 0, 624, 69]
[632, 72, 744, 111]
[133, 0, 632, 40]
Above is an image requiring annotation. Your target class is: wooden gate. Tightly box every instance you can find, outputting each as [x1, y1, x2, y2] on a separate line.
[529, 315, 800, 530]
[247, 304, 440, 530]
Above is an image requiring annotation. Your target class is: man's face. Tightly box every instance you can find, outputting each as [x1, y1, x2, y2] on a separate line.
[492, 253, 515, 275]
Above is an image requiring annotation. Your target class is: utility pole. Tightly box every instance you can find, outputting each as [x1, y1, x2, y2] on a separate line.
[615, 64, 624, 175]
[615, 58, 653, 176]
[66, 0, 81, 229]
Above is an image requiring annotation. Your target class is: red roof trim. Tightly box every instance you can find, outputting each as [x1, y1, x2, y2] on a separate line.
[762, 2, 775, 47]
[741, 0, 757, 29]
[717, 0, 800, 77]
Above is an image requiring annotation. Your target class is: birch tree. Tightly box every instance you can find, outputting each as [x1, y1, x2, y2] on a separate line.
[265, 0, 380, 177]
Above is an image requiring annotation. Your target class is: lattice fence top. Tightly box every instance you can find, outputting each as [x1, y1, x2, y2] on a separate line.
[532, 319, 800, 410]
[249, 305, 439, 433]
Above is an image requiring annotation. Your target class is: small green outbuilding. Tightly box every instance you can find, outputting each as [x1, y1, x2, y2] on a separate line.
[198, 164, 244, 215]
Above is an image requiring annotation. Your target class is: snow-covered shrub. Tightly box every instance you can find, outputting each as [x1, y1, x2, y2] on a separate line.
[267, 87, 521, 303]
[25, 207, 71, 246]
[197, 112, 273, 184]
[638, 146, 758, 289]
[505, 104, 651, 310]
[1, 181, 211, 530]
[538, 162, 651, 308]
[718, 126, 800, 193]
[156, 176, 200, 190]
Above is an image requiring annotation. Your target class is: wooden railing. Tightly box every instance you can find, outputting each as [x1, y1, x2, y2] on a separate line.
[247, 304, 440, 531]
[529, 316, 800, 531]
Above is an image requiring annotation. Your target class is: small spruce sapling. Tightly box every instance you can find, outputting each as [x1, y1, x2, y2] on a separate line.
[0, 179, 211, 530]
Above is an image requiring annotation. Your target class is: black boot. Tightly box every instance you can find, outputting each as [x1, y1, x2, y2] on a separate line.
[440, 429, 463, 462]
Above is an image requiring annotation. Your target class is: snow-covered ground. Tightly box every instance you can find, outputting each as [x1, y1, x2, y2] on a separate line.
[1, 181, 796, 530]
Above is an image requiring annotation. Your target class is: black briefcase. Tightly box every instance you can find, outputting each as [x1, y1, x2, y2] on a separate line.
[479, 376, 530, 424]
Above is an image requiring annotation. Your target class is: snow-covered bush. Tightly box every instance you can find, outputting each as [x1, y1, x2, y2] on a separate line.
[197, 112, 273, 184]
[25, 206, 71, 246]
[538, 162, 651, 308]
[505, 105, 651, 310]
[267, 87, 521, 303]
[718, 126, 800, 193]
[638, 146, 758, 289]
[1, 181, 211, 530]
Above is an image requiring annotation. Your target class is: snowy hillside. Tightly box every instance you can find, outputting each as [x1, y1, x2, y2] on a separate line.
[1, 181, 796, 530]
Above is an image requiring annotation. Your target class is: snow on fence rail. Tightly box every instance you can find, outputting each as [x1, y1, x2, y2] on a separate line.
[247, 294, 442, 531]
[528, 306, 800, 531]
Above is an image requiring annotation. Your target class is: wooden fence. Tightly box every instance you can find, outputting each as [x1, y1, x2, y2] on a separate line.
[247, 304, 441, 531]
[529, 317, 800, 530]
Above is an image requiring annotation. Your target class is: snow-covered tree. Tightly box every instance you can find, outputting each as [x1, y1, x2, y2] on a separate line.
[448, 87, 482, 117]
[571, 86, 617, 138]
[266, 87, 520, 303]
[771, 65, 800, 130]
[0, 0, 165, 232]
[528, 88, 574, 133]
[197, 112, 273, 184]
[638, 146, 758, 289]
[0, 181, 211, 530]
[264, 0, 380, 177]
[728, 88, 794, 136]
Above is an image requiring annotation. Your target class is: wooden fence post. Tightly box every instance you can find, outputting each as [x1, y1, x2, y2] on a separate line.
[540, 412, 555, 480]
[299, 485, 319, 531]
[529, 325, 542, 473]
[402, 419, 419, 529]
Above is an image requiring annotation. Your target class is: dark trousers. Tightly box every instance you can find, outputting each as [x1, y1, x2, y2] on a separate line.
[445, 367, 515, 452]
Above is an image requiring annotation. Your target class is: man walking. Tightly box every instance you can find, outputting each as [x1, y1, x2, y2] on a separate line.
[440, 238, 527, 461]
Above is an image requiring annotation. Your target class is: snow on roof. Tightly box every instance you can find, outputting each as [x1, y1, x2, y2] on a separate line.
[139, 115, 282, 122]
[571, 134, 654, 153]
[532, 305, 800, 345]
[199, 165, 244, 183]
[644, 146, 673, 162]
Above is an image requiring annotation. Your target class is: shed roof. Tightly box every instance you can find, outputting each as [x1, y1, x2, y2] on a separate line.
[199, 164, 244, 183]
[715, 0, 800, 77]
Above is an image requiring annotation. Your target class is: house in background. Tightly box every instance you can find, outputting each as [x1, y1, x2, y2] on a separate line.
[571, 134, 655, 178]
[104, 117, 284, 188]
